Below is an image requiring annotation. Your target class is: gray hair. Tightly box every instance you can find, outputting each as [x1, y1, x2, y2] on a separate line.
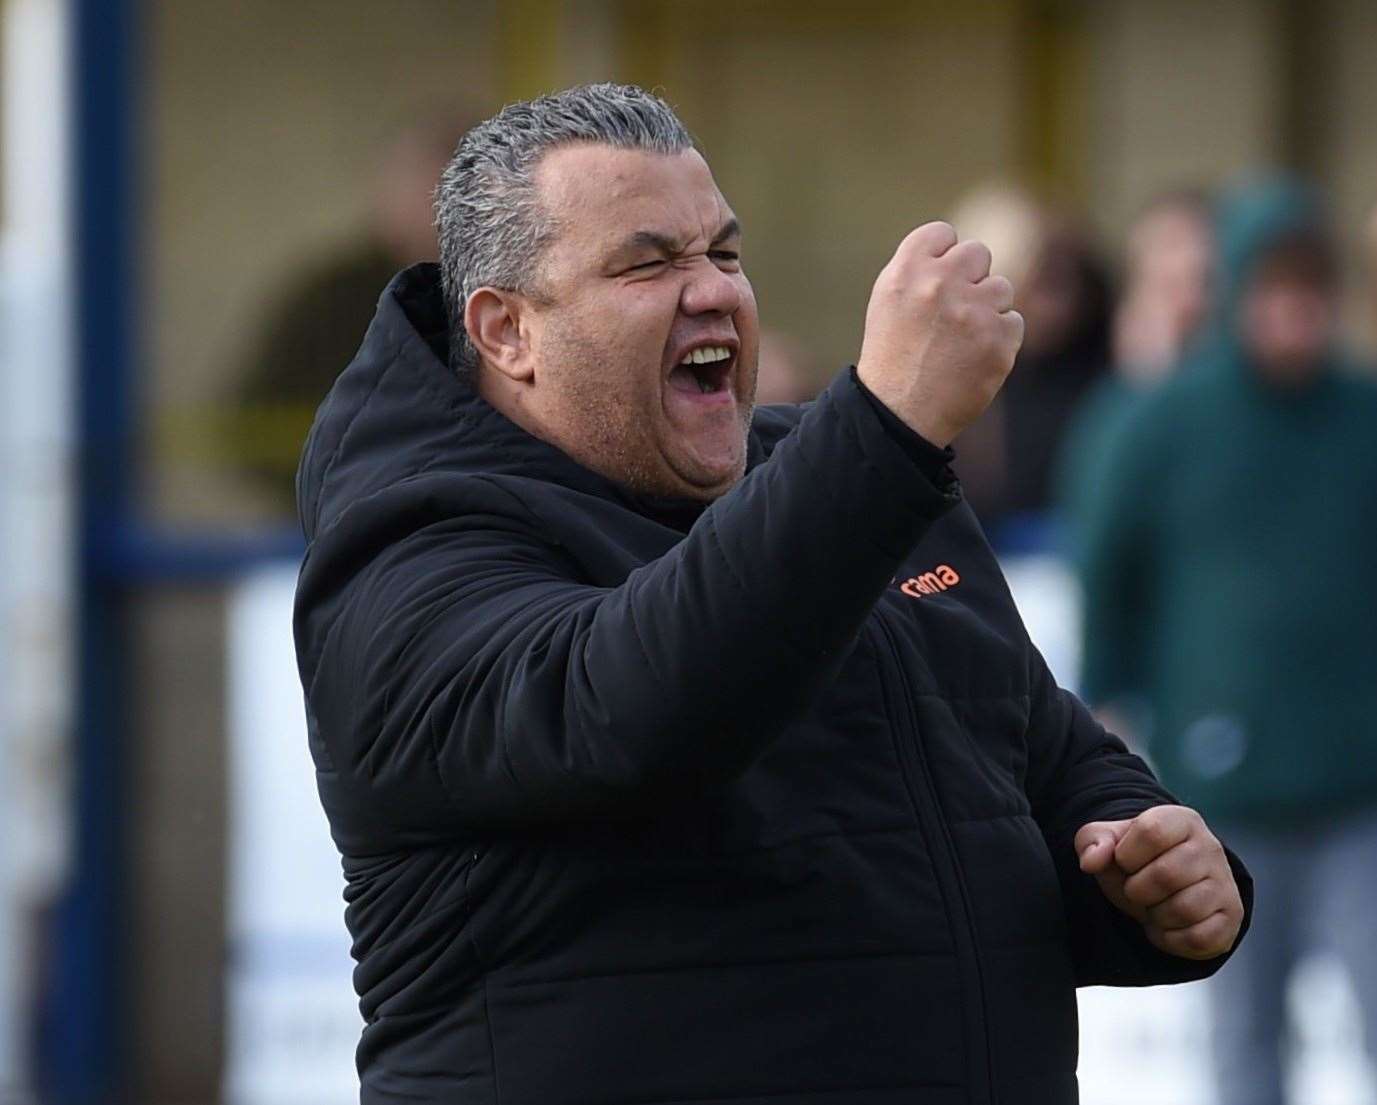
[434, 83, 696, 375]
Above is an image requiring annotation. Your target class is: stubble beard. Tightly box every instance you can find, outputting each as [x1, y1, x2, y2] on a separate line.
[538, 324, 676, 496]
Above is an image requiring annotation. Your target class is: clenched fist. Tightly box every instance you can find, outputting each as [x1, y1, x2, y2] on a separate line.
[857, 221, 1024, 447]
[1076, 805, 1244, 961]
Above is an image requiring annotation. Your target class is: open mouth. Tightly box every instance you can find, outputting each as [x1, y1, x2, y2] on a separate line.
[668, 344, 734, 396]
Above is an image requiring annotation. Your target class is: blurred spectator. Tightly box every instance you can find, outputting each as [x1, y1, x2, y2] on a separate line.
[951, 183, 1112, 545]
[949, 180, 1044, 291]
[1076, 177, 1377, 1105]
[1365, 199, 1377, 352]
[1114, 188, 1216, 378]
[1057, 188, 1216, 559]
[754, 328, 818, 405]
[231, 110, 476, 516]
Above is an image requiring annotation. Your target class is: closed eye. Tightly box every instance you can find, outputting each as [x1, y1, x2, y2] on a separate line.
[710, 250, 741, 267]
[626, 259, 666, 273]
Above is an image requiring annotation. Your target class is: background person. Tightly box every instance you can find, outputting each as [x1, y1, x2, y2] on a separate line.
[754, 326, 819, 404]
[1364, 198, 1377, 354]
[950, 183, 1113, 546]
[1076, 176, 1377, 1105]
[229, 110, 477, 516]
[1057, 188, 1216, 577]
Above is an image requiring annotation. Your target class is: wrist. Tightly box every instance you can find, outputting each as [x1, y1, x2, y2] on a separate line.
[849, 368, 960, 497]
[853, 367, 958, 448]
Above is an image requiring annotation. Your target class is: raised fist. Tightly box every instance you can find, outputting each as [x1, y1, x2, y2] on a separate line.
[857, 221, 1023, 447]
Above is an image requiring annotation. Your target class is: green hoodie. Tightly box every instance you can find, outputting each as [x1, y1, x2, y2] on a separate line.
[1076, 178, 1377, 828]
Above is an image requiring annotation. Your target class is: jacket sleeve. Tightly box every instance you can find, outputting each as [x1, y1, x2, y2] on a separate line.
[301, 370, 958, 832]
[1022, 650, 1254, 986]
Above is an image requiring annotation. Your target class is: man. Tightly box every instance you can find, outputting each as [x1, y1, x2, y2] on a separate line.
[754, 327, 819, 404]
[1366, 197, 1377, 352]
[294, 84, 1249, 1105]
[1077, 178, 1377, 1105]
[1112, 188, 1216, 382]
[232, 109, 477, 515]
[1057, 188, 1215, 582]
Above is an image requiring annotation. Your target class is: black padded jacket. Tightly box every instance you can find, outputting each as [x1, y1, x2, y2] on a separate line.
[294, 264, 1251, 1105]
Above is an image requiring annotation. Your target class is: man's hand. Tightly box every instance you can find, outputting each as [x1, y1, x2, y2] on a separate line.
[856, 221, 1024, 447]
[1075, 804, 1244, 961]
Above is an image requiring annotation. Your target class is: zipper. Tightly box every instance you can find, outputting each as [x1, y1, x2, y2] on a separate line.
[872, 612, 995, 1105]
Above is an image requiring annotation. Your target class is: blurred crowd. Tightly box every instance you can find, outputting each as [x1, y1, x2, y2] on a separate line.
[202, 118, 1377, 1105]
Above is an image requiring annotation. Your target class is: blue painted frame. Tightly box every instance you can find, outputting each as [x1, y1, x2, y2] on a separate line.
[38, 2, 303, 1099]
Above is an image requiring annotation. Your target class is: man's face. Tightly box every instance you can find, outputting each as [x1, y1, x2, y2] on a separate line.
[509, 144, 759, 500]
[1131, 208, 1214, 342]
[1239, 247, 1336, 388]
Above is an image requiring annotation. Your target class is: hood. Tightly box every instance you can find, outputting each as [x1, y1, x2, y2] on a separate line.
[1212, 174, 1330, 339]
[1170, 174, 1339, 392]
[296, 263, 764, 543]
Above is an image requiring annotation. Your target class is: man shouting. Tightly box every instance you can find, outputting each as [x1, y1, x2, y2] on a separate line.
[294, 84, 1249, 1105]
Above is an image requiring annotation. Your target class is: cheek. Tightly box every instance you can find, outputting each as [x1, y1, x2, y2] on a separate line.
[612, 283, 680, 358]
[1257, 295, 1329, 352]
[555, 286, 662, 356]
[733, 278, 761, 345]
[539, 292, 672, 423]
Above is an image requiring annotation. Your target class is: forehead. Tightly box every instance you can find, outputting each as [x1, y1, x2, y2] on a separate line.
[1250, 236, 1334, 290]
[534, 144, 734, 250]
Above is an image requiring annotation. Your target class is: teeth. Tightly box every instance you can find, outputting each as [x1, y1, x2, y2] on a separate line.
[679, 345, 731, 366]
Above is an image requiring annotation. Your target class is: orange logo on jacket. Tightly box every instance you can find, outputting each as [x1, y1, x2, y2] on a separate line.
[898, 564, 961, 598]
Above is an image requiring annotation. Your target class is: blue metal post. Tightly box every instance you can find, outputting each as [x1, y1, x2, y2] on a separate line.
[39, 0, 137, 1100]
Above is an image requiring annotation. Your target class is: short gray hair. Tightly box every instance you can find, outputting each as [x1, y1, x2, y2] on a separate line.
[434, 83, 695, 375]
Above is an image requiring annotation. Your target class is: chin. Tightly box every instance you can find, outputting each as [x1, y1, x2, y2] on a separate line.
[678, 456, 747, 501]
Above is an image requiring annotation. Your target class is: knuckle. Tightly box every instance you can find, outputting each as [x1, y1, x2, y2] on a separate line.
[1138, 804, 1172, 829]
[1184, 923, 1221, 955]
[915, 274, 945, 305]
[1174, 838, 1204, 871]
[1135, 825, 1165, 855]
[874, 264, 903, 293]
[1139, 811, 1174, 848]
[902, 221, 956, 258]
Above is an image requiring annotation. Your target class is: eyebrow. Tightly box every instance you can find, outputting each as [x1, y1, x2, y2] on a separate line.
[617, 217, 742, 258]
[711, 217, 742, 247]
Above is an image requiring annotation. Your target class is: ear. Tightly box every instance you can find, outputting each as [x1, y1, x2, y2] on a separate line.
[465, 287, 535, 382]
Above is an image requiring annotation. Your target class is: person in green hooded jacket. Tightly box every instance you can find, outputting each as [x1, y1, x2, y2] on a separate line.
[1075, 178, 1377, 1105]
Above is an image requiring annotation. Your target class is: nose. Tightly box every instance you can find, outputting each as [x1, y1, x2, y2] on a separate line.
[680, 257, 742, 318]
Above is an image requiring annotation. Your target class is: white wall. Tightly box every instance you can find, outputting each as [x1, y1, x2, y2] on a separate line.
[0, 0, 75, 1096]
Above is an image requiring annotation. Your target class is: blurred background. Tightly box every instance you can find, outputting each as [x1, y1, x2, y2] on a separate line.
[3, 0, 1376, 1102]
